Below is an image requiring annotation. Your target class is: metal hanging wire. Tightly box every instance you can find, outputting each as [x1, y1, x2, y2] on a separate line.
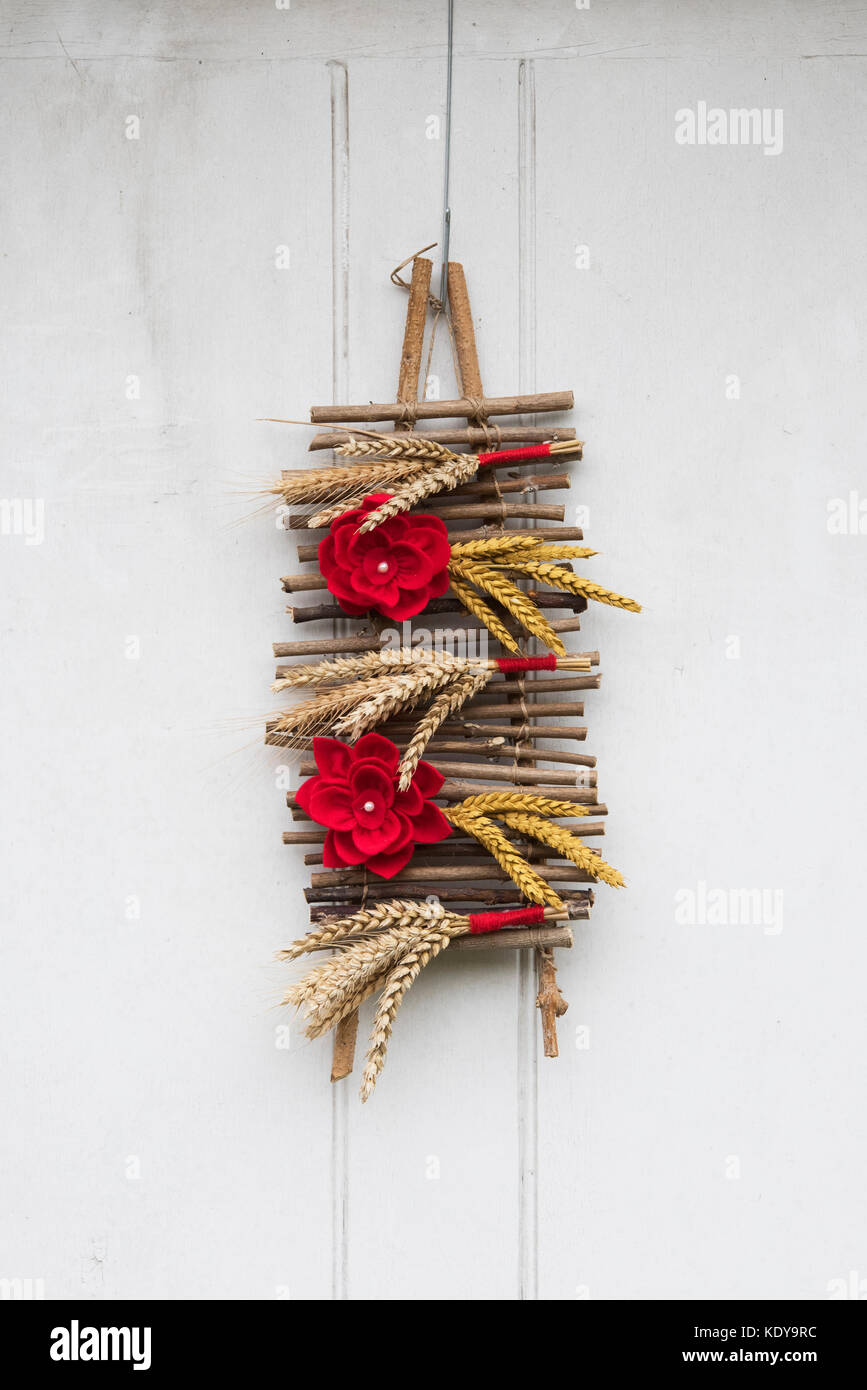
[438, 0, 455, 311]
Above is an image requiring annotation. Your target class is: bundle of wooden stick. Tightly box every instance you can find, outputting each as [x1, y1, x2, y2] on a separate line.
[265, 256, 636, 1096]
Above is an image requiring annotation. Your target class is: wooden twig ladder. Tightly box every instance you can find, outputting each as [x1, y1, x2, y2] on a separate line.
[269, 259, 622, 1092]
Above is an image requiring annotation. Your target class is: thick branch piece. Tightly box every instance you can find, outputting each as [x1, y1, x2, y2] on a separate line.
[309, 425, 579, 451]
[395, 257, 432, 416]
[330, 1012, 360, 1082]
[448, 263, 484, 401]
[309, 390, 574, 425]
[271, 614, 583, 659]
[284, 501, 567, 529]
[536, 947, 569, 1058]
[307, 886, 593, 910]
[287, 592, 584, 624]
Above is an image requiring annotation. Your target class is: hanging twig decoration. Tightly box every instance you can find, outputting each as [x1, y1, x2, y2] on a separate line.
[264, 256, 640, 1095]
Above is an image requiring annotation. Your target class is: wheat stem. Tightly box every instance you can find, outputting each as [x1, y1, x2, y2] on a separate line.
[357, 455, 479, 531]
[334, 433, 460, 464]
[359, 932, 453, 1101]
[448, 559, 565, 654]
[496, 811, 625, 888]
[510, 562, 641, 612]
[397, 669, 491, 790]
[447, 573, 519, 652]
[332, 664, 460, 742]
[443, 805, 564, 907]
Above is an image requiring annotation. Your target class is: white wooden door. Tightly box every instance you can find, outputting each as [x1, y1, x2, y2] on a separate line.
[1, 1, 865, 1301]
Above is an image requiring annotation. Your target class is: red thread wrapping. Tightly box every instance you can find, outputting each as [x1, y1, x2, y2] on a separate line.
[496, 655, 558, 673]
[477, 443, 552, 467]
[468, 905, 547, 934]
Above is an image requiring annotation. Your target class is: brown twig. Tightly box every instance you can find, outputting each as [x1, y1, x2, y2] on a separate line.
[308, 887, 593, 914]
[395, 257, 432, 415]
[536, 947, 569, 1058]
[308, 425, 579, 451]
[294, 758, 595, 791]
[293, 524, 585, 561]
[307, 861, 600, 890]
[308, 390, 574, 424]
[286, 592, 584, 623]
[284, 500, 566, 529]
[271, 614, 583, 658]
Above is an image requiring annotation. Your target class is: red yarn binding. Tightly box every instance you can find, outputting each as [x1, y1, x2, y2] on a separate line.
[496, 655, 558, 673]
[468, 905, 547, 934]
[477, 443, 552, 467]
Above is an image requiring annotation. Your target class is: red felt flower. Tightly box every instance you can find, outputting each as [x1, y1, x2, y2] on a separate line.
[318, 494, 452, 620]
[295, 732, 452, 878]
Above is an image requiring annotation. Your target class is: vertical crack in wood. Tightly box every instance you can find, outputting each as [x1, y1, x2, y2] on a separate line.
[327, 56, 351, 1304]
[516, 54, 539, 1304]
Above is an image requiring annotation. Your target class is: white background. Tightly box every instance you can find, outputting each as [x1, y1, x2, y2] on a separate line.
[1, 0, 865, 1301]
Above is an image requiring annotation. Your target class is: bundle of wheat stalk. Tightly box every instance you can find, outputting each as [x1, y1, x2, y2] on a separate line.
[269, 432, 582, 529]
[445, 535, 640, 653]
[440, 792, 624, 905]
[279, 900, 568, 1099]
[270, 648, 592, 788]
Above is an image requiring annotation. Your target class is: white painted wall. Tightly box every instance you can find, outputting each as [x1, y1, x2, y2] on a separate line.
[2, 1, 865, 1301]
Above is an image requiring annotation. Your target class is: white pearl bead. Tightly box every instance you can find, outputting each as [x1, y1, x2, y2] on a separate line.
[376, 560, 389, 573]
[363, 800, 375, 814]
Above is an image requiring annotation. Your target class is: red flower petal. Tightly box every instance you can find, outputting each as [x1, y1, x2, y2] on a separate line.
[386, 809, 414, 849]
[331, 506, 369, 532]
[377, 586, 431, 621]
[364, 840, 416, 879]
[352, 732, 400, 773]
[330, 828, 367, 865]
[306, 781, 356, 831]
[350, 811, 403, 856]
[361, 548, 395, 586]
[418, 519, 451, 567]
[428, 567, 451, 599]
[417, 512, 449, 536]
[411, 760, 445, 798]
[377, 514, 410, 539]
[389, 541, 436, 586]
[312, 738, 354, 781]
[352, 791, 387, 828]
[364, 581, 397, 612]
[322, 830, 345, 868]
[318, 534, 338, 575]
[398, 525, 450, 571]
[393, 782, 423, 816]
[294, 776, 316, 815]
[332, 524, 359, 566]
[344, 527, 375, 562]
[410, 800, 453, 844]
[359, 493, 394, 512]
[348, 760, 395, 805]
[344, 578, 382, 607]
